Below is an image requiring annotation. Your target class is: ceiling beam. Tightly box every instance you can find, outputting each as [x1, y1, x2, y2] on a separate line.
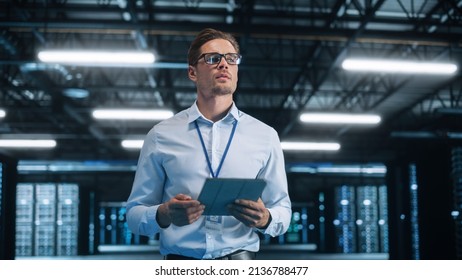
[274, 0, 387, 137]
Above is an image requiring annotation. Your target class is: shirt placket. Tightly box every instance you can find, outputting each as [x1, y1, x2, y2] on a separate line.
[204, 121, 218, 258]
[211, 123, 220, 175]
[204, 122, 222, 257]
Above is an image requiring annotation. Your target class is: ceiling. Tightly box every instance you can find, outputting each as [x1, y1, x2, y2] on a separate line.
[0, 0, 461, 165]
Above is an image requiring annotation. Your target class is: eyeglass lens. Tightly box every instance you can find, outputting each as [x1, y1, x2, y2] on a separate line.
[204, 53, 241, 65]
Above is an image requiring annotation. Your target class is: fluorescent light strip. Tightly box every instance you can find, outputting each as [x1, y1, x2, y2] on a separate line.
[17, 160, 137, 173]
[300, 113, 381, 124]
[0, 139, 57, 148]
[288, 164, 387, 175]
[38, 50, 155, 66]
[317, 166, 387, 174]
[93, 109, 174, 120]
[122, 140, 340, 151]
[0, 109, 5, 118]
[342, 59, 457, 75]
[121, 140, 144, 149]
[281, 141, 340, 151]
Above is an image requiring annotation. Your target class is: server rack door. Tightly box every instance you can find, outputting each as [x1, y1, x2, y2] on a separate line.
[0, 155, 18, 260]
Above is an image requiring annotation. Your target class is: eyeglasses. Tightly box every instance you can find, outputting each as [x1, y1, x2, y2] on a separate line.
[195, 53, 242, 65]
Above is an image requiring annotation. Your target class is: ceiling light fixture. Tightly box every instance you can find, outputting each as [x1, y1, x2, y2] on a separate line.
[121, 140, 143, 149]
[316, 166, 387, 174]
[0, 109, 5, 118]
[299, 113, 381, 125]
[121, 140, 341, 151]
[38, 50, 155, 66]
[63, 88, 90, 99]
[288, 163, 387, 175]
[342, 58, 457, 75]
[17, 160, 137, 173]
[281, 141, 341, 151]
[0, 139, 57, 149]
[92, 109, 174, 120]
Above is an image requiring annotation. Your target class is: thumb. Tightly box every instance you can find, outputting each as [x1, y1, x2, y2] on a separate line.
[175, 193, 192, 200]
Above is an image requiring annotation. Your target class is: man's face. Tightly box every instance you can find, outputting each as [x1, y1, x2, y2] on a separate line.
[188, 39, 239, 99]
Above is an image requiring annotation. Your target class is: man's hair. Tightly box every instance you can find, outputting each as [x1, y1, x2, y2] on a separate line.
[188, 28, 240, 66]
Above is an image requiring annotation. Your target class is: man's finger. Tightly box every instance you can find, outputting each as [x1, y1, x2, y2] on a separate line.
[175, 194, 192, 200]
[170, 200, 201, 209]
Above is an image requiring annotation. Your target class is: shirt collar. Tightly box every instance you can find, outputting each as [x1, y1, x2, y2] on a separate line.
[188, 101, 240, 124]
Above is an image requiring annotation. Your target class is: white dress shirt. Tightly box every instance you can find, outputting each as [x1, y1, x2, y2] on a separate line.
[126, 101, 291, 259]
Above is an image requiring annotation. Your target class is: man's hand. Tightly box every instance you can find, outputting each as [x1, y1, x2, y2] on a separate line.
[156, 194, 205, 228]
[227, 198, 271, 229]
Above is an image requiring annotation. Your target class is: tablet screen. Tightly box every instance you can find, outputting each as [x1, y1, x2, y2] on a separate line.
[197, 178, 266, 216]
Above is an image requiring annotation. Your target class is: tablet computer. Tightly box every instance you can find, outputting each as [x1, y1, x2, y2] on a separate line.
[197, 178, 266, 216]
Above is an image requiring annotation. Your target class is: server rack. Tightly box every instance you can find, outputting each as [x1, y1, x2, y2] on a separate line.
[15, 183, 34, 256]
[452, 147, 462, 259]
[0, 163, 3, 255]
[378, 185, 389, 253]
[57, 184, 79, 256]
[408, 164, 420, 259]
[97, 202, 156, 253]
[34, 183, 56, 256]
[333, 185, 357, 253]
[260, 203, 316, 248]
[333, 184, 389, 254]
[0, 155, 17, 260]
[356, 186, 379, 253]
[15, 183, 79, 257]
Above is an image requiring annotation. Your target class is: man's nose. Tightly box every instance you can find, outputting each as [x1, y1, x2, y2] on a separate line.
[217, 58, 229, 69]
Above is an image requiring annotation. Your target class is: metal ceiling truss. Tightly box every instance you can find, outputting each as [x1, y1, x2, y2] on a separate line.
[274, 0, 387, 136]
[390, 78, 462, 130]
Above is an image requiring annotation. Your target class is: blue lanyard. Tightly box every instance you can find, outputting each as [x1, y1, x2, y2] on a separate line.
[194, 119, 238, 178]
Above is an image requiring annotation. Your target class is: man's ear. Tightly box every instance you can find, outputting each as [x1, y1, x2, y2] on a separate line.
[188, 65, 197, 82]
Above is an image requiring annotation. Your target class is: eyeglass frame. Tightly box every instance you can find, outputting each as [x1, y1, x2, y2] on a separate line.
[193, 52, 242, 65]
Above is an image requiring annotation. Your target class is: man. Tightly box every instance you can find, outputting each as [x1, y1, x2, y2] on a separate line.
[126, 28, 291, 260]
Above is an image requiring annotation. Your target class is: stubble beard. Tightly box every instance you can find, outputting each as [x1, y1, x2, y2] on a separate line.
[211, 84, 235, 96]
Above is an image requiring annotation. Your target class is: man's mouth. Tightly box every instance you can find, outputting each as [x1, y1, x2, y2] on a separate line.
[216, 74, 230, 79]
